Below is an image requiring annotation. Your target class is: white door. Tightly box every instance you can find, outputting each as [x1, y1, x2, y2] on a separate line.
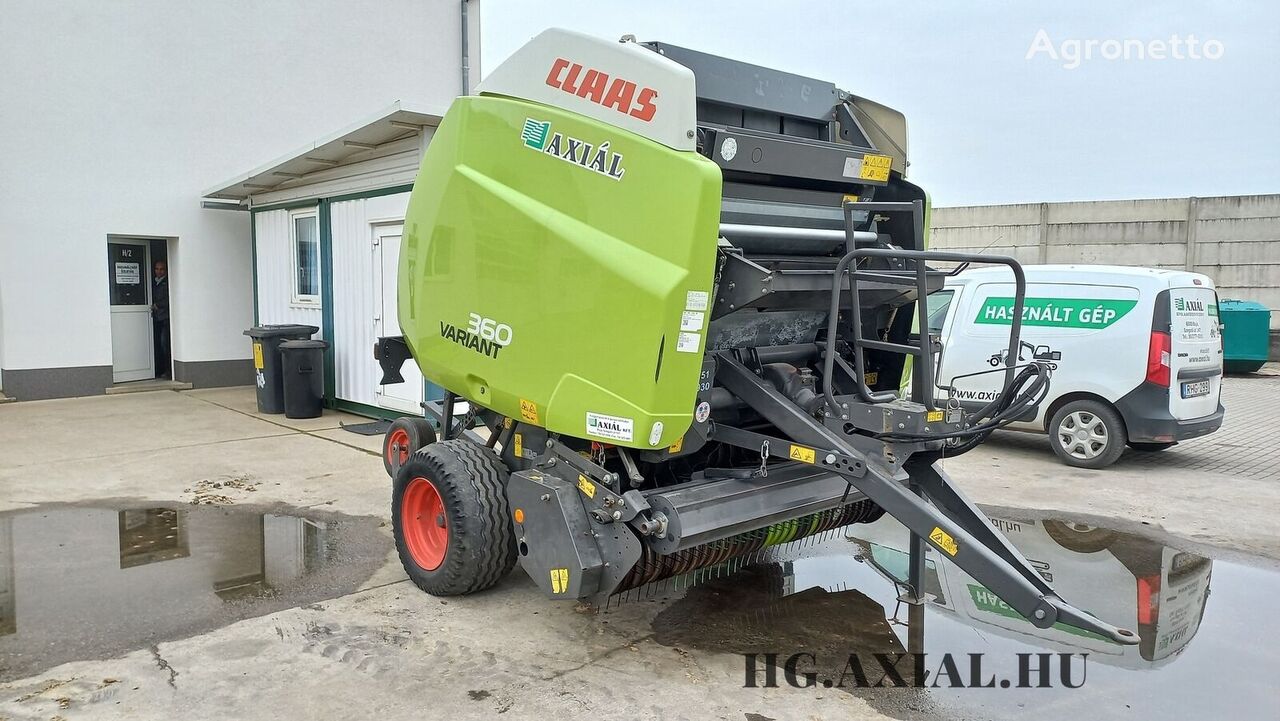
[1167, 285, 1223, 420]
[374, 225, 425, 413]
[108, 240, 154, 383]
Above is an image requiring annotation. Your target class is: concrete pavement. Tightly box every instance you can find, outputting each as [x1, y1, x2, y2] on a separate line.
[0, 380, 1276, 720]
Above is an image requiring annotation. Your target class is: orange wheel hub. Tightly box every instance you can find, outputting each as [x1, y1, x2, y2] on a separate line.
[387, 428, 412, 468]
[401, 477, 448, 570]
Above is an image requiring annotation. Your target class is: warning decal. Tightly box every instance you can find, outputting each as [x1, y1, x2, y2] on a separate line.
[930, 526, 959, 556]
[519, 398, 540, 423]
[550, 568, 569, 594]
[789, 445, 816, 464]
[858, 154, 892, 182]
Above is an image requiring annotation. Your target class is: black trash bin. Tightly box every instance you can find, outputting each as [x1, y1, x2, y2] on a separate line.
[244, 324, 319, 414]
[279, 339, 329, 419]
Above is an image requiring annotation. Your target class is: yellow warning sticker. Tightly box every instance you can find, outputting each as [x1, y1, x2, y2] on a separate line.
[513, 433, 523, 458]
[842, 194, 860, 205]
[864, 371, 879, 386]
[252, 342, 264, 370]
[503, 417, 513, 429]
[789, 445, 816, 464]
[859, 154, 893, 182]
[929, 526, 959, 556]
[668, 436, 684, 454]
[550, 568, 569, 594]
[519, 398, 539, 424]
[577, 474, 596, 499]
[927, 410, 945, 423]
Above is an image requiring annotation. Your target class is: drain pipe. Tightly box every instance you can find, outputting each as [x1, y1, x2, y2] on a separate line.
[460, 0, 471, 95]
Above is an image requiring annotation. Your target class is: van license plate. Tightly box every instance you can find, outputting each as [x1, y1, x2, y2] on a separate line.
[1181, 380, 1210, 398]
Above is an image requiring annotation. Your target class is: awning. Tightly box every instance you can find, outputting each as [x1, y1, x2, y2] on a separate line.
[202, 100, 446, 205]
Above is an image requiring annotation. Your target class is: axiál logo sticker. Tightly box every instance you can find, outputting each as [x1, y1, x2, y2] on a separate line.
[521, 118, 626, 181]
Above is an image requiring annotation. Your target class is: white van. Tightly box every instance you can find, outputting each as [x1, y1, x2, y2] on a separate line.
[927, 265, 1224, 468]
[845, 513, 1213, 668]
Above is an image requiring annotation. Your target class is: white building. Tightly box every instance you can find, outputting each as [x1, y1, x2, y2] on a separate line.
[0, 0, 479, 401]
[202, 103, 443, 417]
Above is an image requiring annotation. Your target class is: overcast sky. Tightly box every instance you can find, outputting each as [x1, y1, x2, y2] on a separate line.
[479, 1, 1278, 207]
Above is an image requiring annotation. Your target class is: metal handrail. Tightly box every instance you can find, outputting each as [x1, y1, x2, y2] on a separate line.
[821, 199, 1028, 417]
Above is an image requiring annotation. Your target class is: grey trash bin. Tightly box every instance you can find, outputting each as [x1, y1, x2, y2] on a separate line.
[280, 339, 329, 419]
[244, 324, 319, 414]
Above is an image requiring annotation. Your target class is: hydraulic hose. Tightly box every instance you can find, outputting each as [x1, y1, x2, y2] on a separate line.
[939, 365, 1051, 457]
[873, 362, 1052, 454]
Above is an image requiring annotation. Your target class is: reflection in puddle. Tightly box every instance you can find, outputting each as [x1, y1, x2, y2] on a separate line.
[652, 513, 1280, 721]
[0, 504, 388, 680]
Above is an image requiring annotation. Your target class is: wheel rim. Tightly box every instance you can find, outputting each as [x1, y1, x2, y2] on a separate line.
[386, 428, 412, 469]
[401, 477, 448, 570]
[1058, 411, 1108, 460]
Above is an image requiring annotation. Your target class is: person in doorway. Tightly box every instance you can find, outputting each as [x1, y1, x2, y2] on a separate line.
[151, 260, 171, 378]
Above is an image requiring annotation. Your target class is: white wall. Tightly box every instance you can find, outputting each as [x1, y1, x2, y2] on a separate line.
[0, 0, 477, 387]
[252, 208, 325, 332]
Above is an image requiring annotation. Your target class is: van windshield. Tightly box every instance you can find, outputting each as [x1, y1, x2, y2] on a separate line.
[926, 290, 955, 334]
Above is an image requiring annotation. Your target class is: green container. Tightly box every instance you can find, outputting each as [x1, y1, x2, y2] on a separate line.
[1219, 299, 1271, 374]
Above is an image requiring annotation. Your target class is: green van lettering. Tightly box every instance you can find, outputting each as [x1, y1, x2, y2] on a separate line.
[976, 297, 1136, 329]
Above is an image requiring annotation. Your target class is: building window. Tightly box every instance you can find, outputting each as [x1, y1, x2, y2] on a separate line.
[291, 209, 320, 304]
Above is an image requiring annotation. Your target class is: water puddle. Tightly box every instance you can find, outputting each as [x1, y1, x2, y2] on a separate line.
[0, 503, 390, 680]
[652, 512, 1280, 721]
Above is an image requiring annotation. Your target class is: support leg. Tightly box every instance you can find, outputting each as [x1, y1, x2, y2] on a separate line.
[902, 478, 926, 605]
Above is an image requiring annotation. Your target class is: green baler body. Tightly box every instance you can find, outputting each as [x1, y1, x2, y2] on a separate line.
[399, 95, 723, 448]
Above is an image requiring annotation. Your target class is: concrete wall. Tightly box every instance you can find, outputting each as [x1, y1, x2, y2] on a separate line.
[932, 195, 1280, 329]
[0, 0, 479, 399]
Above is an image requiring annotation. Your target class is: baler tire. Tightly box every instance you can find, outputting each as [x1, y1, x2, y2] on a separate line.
[383, 417, 438, 477]
[392, 439, 517, 596]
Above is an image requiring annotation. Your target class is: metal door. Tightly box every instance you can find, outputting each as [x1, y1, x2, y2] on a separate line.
[108, 240, 154, 383]
[374, 225, 424, 413]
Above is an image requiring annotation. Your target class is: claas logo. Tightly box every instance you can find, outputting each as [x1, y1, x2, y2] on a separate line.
[545, 57, 658, 122]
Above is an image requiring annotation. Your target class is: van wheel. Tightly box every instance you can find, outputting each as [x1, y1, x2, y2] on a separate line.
[1128, 441, 1175, 452]
[1049, 400, 1126, 469]
[1043, 520, 1117, 553]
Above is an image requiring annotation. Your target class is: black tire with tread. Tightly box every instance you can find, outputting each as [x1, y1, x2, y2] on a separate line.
[1048, 399, 1127, 469]
[1042, 520, 1118, 553]
[392, 439, 516, 596]
[382, 417, 438, 477]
